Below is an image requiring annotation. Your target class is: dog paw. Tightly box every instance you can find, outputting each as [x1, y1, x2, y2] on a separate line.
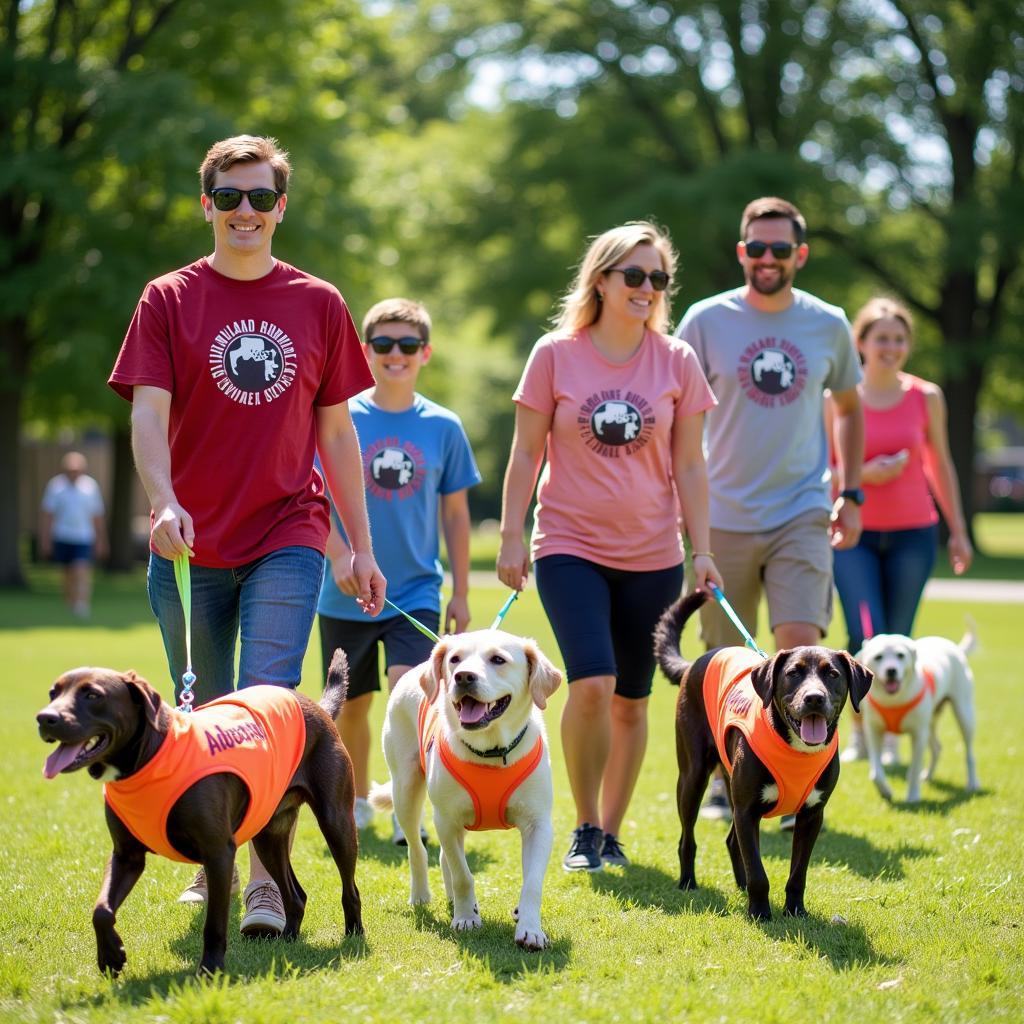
[747, 902, 772, 922]
[451, 910, 483, 932]
[409, 888, 432, 906]
[96, 938, 126, 976]
[677, 875, 698, 891]
[783, 902, 808, 918]
[515, 924, 549, 950]
[512, 905, 519, 921]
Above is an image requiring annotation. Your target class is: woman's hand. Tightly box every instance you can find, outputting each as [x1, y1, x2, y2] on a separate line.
[496, 536, 530, 592]
[861, 450, 909, 485]
[692, 553, 724, 593]
[948, 532, 973, 576]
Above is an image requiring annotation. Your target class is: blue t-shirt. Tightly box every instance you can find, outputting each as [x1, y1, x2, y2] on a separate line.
[317, 392, 481, 620]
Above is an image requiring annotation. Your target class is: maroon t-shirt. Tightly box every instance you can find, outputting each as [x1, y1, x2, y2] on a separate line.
[109, 258, 374, 568]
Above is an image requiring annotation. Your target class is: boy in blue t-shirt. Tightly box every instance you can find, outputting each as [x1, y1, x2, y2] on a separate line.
[317, 297, 481, 839]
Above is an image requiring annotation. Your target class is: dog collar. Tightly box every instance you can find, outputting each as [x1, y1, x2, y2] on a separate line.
[459, 723, 530, 766]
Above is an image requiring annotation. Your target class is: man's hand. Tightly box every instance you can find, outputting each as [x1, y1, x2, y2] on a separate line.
[829, 497, 862, 550]
[352, 552, 386, 616]
[151, 503, 194, 559]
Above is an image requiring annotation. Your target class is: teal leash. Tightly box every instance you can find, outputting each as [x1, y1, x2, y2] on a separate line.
[490, 591, 519, 629]
[707, 583, 768, 659]
[384, 598, 441, 643]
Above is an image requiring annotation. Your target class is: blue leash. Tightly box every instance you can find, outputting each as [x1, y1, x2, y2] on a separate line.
[490, 591, 519, 629]
[708, 583, 768, 659]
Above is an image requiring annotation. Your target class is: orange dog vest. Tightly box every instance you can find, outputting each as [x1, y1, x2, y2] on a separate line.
[866, 666, 936, 734]
[417, 697, 543, 830]
[703, 648, 838, 818]
[104, 686, 307, 862]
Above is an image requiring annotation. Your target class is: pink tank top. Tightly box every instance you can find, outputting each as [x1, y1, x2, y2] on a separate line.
[861, 376, 938, 531]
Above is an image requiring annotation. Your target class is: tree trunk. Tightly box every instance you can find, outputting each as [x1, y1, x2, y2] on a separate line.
[107, 425, 137, 572]
[0, 317, 29, 587]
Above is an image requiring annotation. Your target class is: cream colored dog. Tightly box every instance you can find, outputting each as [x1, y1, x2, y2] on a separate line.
[857, 631, 979, 803]
[369, 629, 562, 950]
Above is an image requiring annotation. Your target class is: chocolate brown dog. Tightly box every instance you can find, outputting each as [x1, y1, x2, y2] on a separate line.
[654, 592, 871, 920]
[36, 651, 362, 976]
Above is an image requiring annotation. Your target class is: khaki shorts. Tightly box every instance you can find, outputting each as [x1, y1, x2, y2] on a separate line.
[699, 509, 833, 649]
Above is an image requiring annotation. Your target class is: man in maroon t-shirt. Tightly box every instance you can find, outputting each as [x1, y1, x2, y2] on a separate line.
[109, 134, 385, 936]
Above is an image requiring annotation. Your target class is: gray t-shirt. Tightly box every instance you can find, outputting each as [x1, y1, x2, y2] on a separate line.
[677, 287, 860, 532]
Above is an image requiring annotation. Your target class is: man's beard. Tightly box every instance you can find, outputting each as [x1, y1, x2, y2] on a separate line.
[747, 264, 792, 295]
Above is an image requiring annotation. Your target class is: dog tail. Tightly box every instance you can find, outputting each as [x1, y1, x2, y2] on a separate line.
[320, 648, 349, 720]
[653, 590, 709, 685]
[959, 615, 978, 658]
[367, 780, 393, 812]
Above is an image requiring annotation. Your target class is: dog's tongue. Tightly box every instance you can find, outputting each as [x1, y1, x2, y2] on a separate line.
[458, 697, 489, 725]
[800, 715, 827, 745]
[43, 741, 85, 779]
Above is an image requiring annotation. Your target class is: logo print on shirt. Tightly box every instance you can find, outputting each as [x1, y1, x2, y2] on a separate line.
[737, 338, 808, 408]
[577, 390, 654, 458]
[364, 438, 425, 500]
[209, 319, 297, 406]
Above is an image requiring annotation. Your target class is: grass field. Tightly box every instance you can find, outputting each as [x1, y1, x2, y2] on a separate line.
[1, 560, 1022, 1021]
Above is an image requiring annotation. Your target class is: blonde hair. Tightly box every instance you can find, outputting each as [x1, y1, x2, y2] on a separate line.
[361, 297, 432, 343]
[851, 297, 914, 346]
[553, 221, 677, 334]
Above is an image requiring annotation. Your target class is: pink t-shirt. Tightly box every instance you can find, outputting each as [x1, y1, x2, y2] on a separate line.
[109, 258, 374, 568]
[861, 375, 938, 531]
[514, 329, 717, 571]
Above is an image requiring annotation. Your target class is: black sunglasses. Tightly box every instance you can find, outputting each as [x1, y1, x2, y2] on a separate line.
[743, 240, 796, 260]
[368, 336, 426, 355]
[207, 187, 283, 213]
[606, 266, 671, 291]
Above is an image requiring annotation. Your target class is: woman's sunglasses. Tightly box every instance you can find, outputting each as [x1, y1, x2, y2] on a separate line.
[743, 240, 795, 260]
[605, 266, 671, 291]
[207, 187, 283, 212]
[368, 336, 426, 355]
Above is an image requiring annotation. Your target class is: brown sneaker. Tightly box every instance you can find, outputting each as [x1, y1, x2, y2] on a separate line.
[240, 879, 286, 937]
[177, 864, 241, 904]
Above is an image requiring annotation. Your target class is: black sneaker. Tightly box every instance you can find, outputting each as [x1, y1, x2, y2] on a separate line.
[562, 823, 604, 872]
[600, 832, 629, 867]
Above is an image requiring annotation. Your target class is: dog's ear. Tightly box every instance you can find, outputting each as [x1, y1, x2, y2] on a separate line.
[420, 640, 449, 703]
[750, 653, 784, 709]
[837, 652, 873, 713]
[122, 670, 164, 729]
[524, 640, 562, 710]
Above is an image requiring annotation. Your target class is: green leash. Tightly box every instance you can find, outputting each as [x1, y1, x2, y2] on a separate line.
[383, 589, 520, 644]
[173, 554, 198, 711]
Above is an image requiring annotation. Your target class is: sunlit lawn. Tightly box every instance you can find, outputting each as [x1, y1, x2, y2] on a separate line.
[1, 544, 1021, 1022]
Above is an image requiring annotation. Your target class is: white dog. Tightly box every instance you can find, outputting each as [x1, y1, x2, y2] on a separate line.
[857, 631, 980, 803]
[369, 629, 562, 949]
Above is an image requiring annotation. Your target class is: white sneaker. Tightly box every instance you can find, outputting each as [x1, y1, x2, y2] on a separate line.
[240, 879, 286, 937]
[881, 733, 900, 766]
[392, 813, 428, 846]
[353, 797, 374, 830]
[177, 864, 241, 904]
[840, 730, 867, 763]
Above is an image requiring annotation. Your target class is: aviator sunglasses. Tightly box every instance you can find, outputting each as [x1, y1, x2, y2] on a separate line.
[742, 240, 796, 260]
[368, 336, 427, 355]
[206, 187, 283, 212]
[606, 266, 671, 291]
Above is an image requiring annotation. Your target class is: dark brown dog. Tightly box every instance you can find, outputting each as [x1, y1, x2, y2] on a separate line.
[36, 651, 362, 975]
[654, 592, 871, 920]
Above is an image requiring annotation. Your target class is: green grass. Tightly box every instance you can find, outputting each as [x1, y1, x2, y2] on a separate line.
[1, 570, 1022, 1022]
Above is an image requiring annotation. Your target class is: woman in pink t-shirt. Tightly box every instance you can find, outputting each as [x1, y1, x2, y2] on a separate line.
[497, 221, 723, 872]
[831, 298, 972, 758]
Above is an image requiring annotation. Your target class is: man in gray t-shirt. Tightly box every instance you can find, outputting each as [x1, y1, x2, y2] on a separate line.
[677, 197, 864, 655]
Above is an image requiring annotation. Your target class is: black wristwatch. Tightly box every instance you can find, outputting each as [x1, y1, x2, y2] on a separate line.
[839, 487, 865, 506]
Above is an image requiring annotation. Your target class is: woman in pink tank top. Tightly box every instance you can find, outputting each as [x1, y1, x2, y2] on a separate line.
[831, 298, 972, 759]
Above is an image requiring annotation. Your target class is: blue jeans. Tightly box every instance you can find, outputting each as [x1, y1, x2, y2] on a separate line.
[148, 546, 325, 703]
[832, 525, 937, 653]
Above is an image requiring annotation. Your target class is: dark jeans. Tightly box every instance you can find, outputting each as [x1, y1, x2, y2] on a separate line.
[832, 525, 938, 653]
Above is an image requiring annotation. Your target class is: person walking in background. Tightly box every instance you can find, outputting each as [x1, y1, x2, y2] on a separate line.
[831, 297, 972, 761]
[39, 451, 108, 619]
[676, 196, 864, 826]
[497, 220, 722, 872]
[108, 134, 385, 936]
[316, 297, 481, 841]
